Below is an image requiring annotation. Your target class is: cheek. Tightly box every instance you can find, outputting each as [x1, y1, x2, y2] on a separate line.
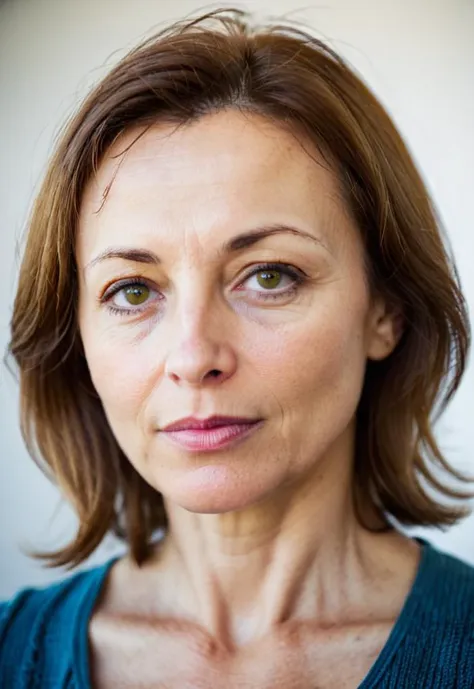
[81, 327, 155, 424]
[82, 328, 160, 467]
[251, 305, 367, 397]
[246, 298, 369, 452]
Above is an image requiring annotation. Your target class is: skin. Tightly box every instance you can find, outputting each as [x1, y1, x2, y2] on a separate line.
[77, 110, 420, 688]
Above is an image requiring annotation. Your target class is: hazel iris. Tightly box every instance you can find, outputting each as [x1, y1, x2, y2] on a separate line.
[124, 285, 150, 305]
[256, 269, 282, 289]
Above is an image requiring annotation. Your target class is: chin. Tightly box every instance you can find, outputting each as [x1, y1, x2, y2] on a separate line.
[159, 464, 271, 514]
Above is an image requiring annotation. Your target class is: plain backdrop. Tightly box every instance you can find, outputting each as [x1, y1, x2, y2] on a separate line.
[0, 0, 473, 599]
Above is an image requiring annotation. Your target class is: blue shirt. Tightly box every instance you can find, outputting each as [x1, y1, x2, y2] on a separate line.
[0, 538, 473, 687]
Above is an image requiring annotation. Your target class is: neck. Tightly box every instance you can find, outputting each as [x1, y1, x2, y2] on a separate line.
[152, 426, 403, 649]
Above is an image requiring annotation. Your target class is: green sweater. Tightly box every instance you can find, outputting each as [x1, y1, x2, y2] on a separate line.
[0, 538, 473, 687]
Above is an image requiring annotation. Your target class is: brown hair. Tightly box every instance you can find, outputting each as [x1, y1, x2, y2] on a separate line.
[8, 8, 472, 568]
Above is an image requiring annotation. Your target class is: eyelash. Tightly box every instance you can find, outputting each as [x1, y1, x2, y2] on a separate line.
[100, 263, 307, 316]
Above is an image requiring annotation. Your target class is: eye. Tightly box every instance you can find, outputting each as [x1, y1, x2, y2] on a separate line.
[101, 278, 161, 315]
[239, 263, 306, 301]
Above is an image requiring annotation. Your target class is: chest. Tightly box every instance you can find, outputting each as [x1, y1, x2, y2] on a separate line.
[88, 615, 392, 689]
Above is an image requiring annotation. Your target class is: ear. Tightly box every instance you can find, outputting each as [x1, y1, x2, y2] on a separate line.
[366, 296, 404, 361]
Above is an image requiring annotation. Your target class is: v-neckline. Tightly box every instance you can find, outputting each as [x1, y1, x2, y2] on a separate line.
[74, 537, 432, 689]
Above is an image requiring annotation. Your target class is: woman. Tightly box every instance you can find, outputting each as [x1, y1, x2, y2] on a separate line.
[1, 7, 473, 688]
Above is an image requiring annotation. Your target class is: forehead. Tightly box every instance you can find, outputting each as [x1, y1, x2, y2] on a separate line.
[78, 110, 349, 255]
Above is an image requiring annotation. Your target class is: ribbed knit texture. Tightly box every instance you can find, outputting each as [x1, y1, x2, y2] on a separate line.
[0, 538, 473, 687]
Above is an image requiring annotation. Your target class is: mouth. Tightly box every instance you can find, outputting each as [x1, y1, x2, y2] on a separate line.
[160, 416, 263, 452]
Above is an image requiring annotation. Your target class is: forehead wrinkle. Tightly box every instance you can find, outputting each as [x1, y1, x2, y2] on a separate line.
[93, 114, 289, 204]
[89, 123, 182, 216]
[87, 117, 303, 221]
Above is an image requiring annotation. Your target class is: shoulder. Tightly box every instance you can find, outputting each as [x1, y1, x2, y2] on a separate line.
[420, 540, 474, 618]
[0, 559, 114, 688]
[400, 540, 474, 684]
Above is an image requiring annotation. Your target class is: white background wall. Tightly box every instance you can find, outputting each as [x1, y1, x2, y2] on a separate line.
[0, 0, 473, 599]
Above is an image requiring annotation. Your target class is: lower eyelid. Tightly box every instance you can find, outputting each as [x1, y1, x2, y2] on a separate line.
[253, 282, 301, 300]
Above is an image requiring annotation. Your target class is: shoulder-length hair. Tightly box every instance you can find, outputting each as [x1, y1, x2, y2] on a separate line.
[8, 8, 472, 568]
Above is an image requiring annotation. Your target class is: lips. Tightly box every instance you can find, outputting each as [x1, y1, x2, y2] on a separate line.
[160, 415, 263, 452]
[162, 415, 259, 432]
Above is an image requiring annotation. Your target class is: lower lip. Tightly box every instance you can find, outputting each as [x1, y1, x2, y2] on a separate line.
[161, 421, 262, 452]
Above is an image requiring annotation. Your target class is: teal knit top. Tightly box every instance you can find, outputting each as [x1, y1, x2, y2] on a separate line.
[0, 538, 473, 687]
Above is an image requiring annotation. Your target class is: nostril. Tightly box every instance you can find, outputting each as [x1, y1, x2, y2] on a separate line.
[208, 369, 222, 378]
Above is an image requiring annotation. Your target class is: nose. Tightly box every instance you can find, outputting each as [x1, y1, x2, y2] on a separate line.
[164, 304, 237, 388]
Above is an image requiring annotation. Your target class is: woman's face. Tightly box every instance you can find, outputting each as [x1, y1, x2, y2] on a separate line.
[77, 111, 398, 514]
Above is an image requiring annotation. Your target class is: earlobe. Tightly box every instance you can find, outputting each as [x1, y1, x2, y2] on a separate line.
[367, 300, 404, 362]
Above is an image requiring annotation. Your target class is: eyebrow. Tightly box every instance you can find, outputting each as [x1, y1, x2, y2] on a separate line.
[84, 224, 325, 274]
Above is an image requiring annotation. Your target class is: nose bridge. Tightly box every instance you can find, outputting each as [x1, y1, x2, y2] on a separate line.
[164, 275, 236, 386]
[177, 273, 218, 339]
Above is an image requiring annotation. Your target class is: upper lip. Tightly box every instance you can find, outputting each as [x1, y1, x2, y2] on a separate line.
[162, 415, 261, 432]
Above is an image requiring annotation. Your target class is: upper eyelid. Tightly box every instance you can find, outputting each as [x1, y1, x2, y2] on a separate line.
[104, 263, 300, 286]
[240, 263, 305, 286]
[101, 276, 155, 301]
